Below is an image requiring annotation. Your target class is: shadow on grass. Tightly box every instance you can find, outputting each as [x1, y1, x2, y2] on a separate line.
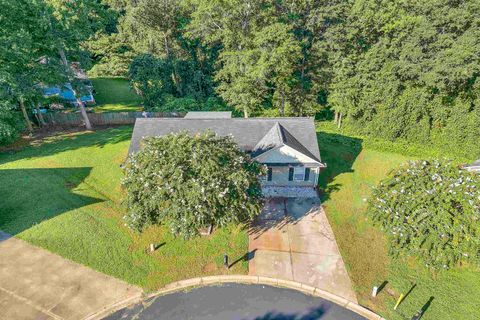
[316, 131, 363, 203]
[0, 126, 132, 166]
[247, 131, 362, 239]
[0, 167, 103, 236]
[410, 296, 434, 320]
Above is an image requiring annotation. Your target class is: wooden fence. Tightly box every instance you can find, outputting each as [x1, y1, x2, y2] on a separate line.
[42, 111, 186, 126]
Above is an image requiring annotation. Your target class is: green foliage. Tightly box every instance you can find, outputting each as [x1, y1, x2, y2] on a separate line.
[0, 102, 21, 145]
[0, 127, 250, 290]
[128, 52, 218, 111]
[90, 77, 142, 112]
[317, 120, 473, 163]
[123, 131, 264, 238]
[368, 160, 480, 269]
[86, 34, 135, 77]
[329, 0, 480, 158]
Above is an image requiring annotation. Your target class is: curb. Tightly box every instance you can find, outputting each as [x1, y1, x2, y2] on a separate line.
[84, 292, 143, 320]
[91, 275, 385, 320]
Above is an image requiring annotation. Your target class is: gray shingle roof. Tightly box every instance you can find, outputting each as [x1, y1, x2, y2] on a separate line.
[128, 117, 321, 163]
[184, 111, 232, 119]
[251, 122, 320, 161]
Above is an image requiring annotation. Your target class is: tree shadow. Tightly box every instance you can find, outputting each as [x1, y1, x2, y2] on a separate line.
[246, 131, 363, 246]
[247, 302, 364, 320]
[248, 196, 334, 240]
[316, 131, 363, 203]
[0, 126, 132, 166]
[0, 167, 103, 236]
[248, 305, 328, 320]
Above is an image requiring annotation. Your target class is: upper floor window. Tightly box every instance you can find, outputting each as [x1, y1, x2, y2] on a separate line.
[293, 167, 305, 181]
[289, 166, 311, 181]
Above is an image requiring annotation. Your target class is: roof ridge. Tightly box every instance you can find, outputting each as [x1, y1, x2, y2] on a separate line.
[273, 122, 286, 144]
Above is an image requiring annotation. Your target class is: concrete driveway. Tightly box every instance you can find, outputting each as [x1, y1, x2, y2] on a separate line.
[0, 232, 142, 320]
[249, 198, 357, 302]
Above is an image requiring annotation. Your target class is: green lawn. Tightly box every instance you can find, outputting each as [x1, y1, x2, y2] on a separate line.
[0, 127, 248, 291]
[91, 77, 143, 113]
[2, 120, 479, 317]
[317, 122, 480, 319]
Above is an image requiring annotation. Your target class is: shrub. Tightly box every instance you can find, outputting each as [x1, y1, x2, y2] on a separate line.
[122, 131, 264, 238]
[368, 159, 480, 269]
[0, 102, 21, 145]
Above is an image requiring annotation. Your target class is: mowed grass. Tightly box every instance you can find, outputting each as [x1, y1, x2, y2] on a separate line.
[0, 127, 248, 291]
[91, 77, 143, 113]
[317, 123, 480, 319]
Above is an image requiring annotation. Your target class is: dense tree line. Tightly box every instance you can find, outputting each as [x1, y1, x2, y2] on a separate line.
[90, 0, 479, 157]
[1, 0, 479, 157]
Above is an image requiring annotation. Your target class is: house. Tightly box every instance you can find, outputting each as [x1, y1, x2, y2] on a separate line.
[128, 112, 326, 191]
[464, 160, 480, 173]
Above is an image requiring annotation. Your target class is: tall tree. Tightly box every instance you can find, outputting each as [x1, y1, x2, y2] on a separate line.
[188, 0, 272, 117]
[45, 0, 111, 129]
[254, 22, 301, 116]
[0, 0, 63, 133]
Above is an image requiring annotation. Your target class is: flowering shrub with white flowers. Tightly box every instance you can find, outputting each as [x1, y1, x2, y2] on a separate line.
[122, 131, 264, 238]
[368, 160, 480, 269]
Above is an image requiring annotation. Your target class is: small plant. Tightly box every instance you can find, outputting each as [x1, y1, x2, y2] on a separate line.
[122, 131, 264, 238]
[368, 159, 480, 269]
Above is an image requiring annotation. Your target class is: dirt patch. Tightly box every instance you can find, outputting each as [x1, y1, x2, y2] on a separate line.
[202, 262, 217, 273]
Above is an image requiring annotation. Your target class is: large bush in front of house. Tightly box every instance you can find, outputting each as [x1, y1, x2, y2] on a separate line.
[368, 159, 480, 269]
[123, 131, 264, 238]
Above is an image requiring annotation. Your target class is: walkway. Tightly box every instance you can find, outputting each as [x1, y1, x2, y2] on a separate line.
[0, 232, 142, 320]
[249, 197, 357, 302]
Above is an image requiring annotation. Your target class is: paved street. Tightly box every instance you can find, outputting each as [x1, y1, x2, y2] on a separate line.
[0, 232, 142, 320]
[249, 198, 357, 302]
[104, 283, 365, 320]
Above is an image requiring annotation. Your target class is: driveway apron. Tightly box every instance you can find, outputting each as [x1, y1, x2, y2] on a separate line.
[249, 197, 357, 303]
[0, 231, 142, 320]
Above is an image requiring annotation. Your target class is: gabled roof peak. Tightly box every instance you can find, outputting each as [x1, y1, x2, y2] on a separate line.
[251, 122, 320, 162]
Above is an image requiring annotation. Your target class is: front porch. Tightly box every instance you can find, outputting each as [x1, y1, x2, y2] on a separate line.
[262, 186, 318, 198]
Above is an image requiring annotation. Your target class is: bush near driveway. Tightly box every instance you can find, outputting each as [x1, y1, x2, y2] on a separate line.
[316, 122, 480, 320]
[368, 160, 480, 269]
[0, 127, 250, 291]
[123, 131, 264, 238]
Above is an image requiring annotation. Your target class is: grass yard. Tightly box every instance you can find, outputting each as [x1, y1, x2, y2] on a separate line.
[0, 127, 248, 291]
[317, 122, 480, 319]
[91, 77, 143, 113]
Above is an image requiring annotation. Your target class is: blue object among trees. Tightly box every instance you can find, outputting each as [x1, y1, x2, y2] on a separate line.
[43, 83, 95, 106]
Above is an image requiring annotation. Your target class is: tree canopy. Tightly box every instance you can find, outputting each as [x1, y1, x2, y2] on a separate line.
[122, 131, 264, 238]
[88, 0, 480, 158]
[1, 0, 479, 158]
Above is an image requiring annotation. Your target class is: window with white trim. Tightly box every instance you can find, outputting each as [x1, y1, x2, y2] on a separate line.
[293, 166, 306, 181]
